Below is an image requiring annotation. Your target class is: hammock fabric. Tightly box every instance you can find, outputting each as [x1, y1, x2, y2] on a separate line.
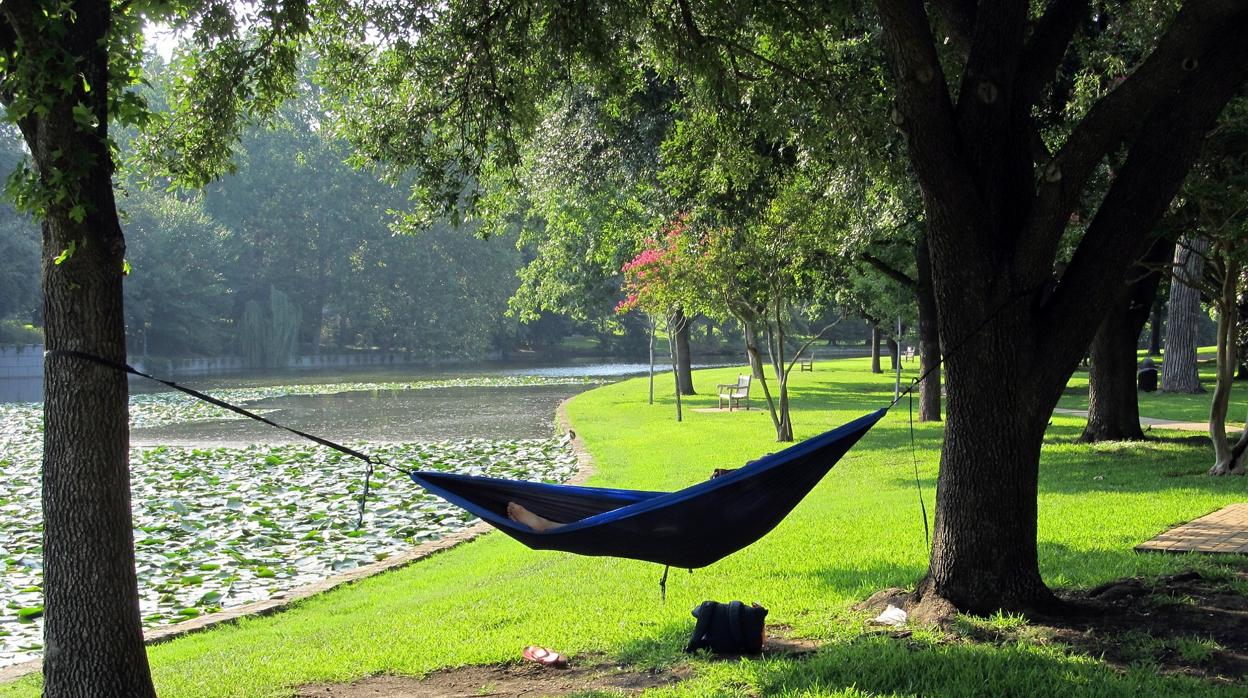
[409, 408, 887, 569]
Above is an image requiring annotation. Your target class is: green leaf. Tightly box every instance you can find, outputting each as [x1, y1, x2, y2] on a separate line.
[68, 205, 86, 223]
[53, 239, 76, 264]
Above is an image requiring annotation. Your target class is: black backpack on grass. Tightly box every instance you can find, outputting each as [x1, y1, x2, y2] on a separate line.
[684, 600, 768, 655]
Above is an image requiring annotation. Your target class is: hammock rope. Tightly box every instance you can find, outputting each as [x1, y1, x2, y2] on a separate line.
[43, 349, 406, 527]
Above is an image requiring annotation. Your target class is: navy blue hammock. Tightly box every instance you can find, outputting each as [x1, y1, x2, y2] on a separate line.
[47, 350, 906, 573]
[409, 408, 887, 570]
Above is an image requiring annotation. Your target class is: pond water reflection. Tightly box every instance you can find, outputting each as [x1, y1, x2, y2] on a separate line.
[131, 383, 589, 445]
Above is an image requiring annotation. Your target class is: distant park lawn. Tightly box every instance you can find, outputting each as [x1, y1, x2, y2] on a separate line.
[3, 358, 1247, 697]
[1060, 346, 1247, 424]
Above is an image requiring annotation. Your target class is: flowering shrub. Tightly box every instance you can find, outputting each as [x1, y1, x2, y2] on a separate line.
[616, 216, 690, 315]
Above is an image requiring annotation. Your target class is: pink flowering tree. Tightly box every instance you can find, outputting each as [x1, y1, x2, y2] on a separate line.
[616, 216, 703, 420]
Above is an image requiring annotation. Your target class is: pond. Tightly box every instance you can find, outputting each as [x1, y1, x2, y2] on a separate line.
[0, 360, 665, 669]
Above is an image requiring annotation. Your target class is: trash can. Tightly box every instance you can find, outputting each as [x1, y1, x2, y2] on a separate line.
[1137, 357, 1158, 392]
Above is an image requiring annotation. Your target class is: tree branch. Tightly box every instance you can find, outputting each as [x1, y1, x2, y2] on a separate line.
[1038, 27, 1248, 369]
[1016, 0, 1088, 110]
[1021, 1, 1248, 270]
[860, 252, 918, 289]
[928, 0, 976, 52]
[875, 0, 985, 240]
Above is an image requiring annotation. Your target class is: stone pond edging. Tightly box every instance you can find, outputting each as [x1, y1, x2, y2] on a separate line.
[0, 397, 596, 684]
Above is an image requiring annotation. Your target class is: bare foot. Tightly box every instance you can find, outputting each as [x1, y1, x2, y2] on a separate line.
[506, 502, 563, 533]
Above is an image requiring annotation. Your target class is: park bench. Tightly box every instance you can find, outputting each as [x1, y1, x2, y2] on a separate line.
[799, 355, 814, 371]
[903, 346, 916, 362]
[717, 375, 752, 411]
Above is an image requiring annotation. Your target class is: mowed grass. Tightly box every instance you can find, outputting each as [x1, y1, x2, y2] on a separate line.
[4, 358, 1247, 697]
[1059, 347, 1248, 424]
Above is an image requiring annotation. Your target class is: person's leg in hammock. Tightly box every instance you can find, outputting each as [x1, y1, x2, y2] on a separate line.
[506, 502, 565, 532]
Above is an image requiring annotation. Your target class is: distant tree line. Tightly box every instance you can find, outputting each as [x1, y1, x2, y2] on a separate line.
[0, 71, 637, 364]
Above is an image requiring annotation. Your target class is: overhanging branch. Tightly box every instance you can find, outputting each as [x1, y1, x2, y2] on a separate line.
[1038, 27, 1248, 369]
[1022, 1, 1248, 264]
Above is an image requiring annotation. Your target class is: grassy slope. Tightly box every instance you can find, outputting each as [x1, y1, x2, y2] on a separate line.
[4, 359, 1247, 697]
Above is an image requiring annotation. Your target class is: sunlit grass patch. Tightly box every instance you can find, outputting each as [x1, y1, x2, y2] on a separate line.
[2, 358, 1245, 697]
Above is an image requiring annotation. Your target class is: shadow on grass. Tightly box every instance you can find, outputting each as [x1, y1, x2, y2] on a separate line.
[733, 632, 1235, 698]
[611, 615, 1238, 697]
[797, 560, 927, 593]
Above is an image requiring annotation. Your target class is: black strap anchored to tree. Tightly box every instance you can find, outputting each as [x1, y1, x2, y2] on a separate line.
[45, 348, 395, 527]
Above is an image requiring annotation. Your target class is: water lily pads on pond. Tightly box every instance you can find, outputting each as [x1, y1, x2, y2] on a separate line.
[0, 381, 581, 669]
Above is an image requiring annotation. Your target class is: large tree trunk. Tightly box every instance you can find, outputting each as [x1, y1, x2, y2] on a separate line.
[772, 300, 793, 442]
[916, 235, 942, 421]
[876, 0, 1248, 617]
[1082, 239, 1168, 442]
[911, 320, 1060, 617]
[20, 2, 157, 694]
[1162, 236, 1208, 393]
[1209, 254, 1244, 475]
[673, 308, 695, 395]
[886, 336, 899, 370]
[870, 324, 883, 373]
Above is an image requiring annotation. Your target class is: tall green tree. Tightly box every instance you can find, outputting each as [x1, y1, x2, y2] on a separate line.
[873, 0, 1248, 615]
[312, 0, 1248, 618]
[120, 190, 233, 357]
[1, 1, 307, 691]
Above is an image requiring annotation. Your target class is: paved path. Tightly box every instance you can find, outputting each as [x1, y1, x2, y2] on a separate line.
[1136, 504, 1248, 555]
[1052, 407, 1222, 433]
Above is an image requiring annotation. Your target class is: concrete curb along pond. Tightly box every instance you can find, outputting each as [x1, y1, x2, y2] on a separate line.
[0, 397, 597, 685]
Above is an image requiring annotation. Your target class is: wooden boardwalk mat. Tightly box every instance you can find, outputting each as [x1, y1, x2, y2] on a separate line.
[1136, 503, 1248, 554]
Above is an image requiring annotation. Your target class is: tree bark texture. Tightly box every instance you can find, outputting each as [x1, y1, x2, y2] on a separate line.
[870, 324, 883, 373]
[743, 317, 766, 379]
[876, 0, 1248, 614]
[1082, 239, 1169, 442]
[1162, 236, 1209, 393]
[673, 308, 695, 395]
[1209, 253, 1244, 475]
[916, 235, 942, 421]
[9, 2, 158, 694]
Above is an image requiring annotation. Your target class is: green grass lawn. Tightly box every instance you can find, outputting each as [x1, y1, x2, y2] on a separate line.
[1059, 355, 1247, 424]
[4, 358, 1247, 697]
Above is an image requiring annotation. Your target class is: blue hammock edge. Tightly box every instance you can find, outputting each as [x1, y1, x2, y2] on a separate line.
[408, 407, 888, 541]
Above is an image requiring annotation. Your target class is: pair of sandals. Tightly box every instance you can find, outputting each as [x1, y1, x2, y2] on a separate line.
[522, 645, 568, 669]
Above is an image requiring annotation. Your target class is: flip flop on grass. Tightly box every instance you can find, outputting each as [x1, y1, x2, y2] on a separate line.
[522, 645, 568, 669]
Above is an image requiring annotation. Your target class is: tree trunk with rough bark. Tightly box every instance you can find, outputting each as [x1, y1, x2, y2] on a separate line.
[875, 0, 1248, 616]
[9, 2, 158, 694]
[886, 336, 899, 370]
[912, 315, 1060, 616]
[916, 235, 942, 421]
[1162, 236, 1208, 393]
[743, 317, 765, 379]
[1209, 254, 1245, 475]
[870, 324, 883, 373]
[1082, 239, 1169, 442]
[673, 308, 695, 395]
